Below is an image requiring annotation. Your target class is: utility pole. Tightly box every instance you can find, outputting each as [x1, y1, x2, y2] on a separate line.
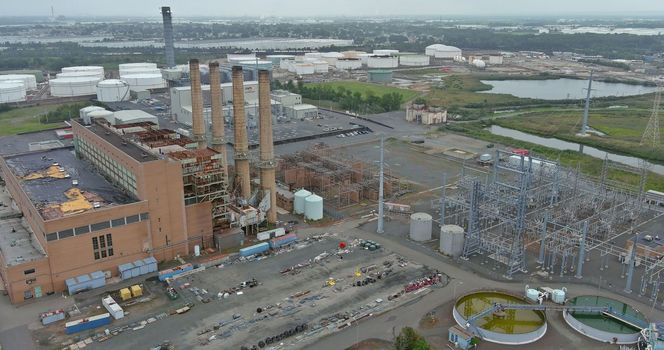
[377, 134, 385, 234]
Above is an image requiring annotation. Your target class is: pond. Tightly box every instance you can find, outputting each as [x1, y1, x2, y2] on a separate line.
[480, 78, 657, 100]
[488, 125, 664, 175]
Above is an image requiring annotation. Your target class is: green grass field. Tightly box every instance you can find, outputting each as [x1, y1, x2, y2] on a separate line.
[0, 104, 71, 136]
[308, 81, 420, 101]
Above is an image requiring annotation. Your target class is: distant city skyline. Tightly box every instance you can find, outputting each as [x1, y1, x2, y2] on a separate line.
[4, 0, 664, 18]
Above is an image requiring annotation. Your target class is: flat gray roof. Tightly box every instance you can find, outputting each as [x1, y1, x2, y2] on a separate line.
[4, 147, 136, 220]
[0, 128, 73, 157]
[0, 217, 45, 266]
[84, 121, 159, 162]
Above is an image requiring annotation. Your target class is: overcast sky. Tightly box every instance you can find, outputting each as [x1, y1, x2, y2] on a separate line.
[5, 0, 664, 17]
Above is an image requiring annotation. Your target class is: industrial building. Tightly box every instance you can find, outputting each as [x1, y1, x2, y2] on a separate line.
[284, 104, 318, 120]
[425, 44, 463, 60]
[170, 81, 259, 126]
[406, 104, 447, 125]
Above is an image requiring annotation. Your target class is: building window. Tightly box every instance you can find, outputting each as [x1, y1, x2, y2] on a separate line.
[92, 234, 114, 260]
[126, 214, 140, 224]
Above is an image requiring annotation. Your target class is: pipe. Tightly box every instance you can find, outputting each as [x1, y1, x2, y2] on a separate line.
[258, 69, 276, 223]
[189, 59, 207, 149]
[232, 66, 251, 200]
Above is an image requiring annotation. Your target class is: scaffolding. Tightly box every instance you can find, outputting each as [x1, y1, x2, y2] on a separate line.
[276, 143, 409, 210]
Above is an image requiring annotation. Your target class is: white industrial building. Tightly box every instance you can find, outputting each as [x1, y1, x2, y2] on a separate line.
[285, 104, 318, 120]
[271, 90, 302, 107]
[84, 108, 158, 126]
[0, 81, 27, 103]
[488, 55, 504, 65]
[171, 81, 259, 125]
[399, 54, 430, 66]
[425, 44, 462, 60]
[367, 55, 399, 68]
[96, 79, 131, 102]
[0, 74, 37, 90]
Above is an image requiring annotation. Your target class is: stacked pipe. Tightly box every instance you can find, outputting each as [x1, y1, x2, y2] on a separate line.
[232, 66, 251, 200]
[189, 59, 207, 149]
[209, 62, 227, 166]
[258, 69, 277, 223]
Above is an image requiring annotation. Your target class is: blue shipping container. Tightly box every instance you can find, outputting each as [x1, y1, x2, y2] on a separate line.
[118, 263, 135, 280]
[269, 233, 298, 249]
[65, 313, 111, 334]
[143, 257, 158, 273]
[158, 263, 194, 281]
[239, 242, 270, 257]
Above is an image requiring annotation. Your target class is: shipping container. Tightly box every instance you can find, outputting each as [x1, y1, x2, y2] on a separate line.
[239, 242, 270, 257]
[158, 263, 194, 281]
[118, 263, 135, 280]
[135, 259, 149, 275]
[102, 295, 124, 320]
[143, 257, 158, 273]
[40, 309, 65, 325]
[257, 227, 286, 241]
[65, 313, 111, 334]
[269, 233, 298, 249]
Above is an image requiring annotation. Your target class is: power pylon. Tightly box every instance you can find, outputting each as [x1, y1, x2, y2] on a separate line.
[641, 87, 662, 147]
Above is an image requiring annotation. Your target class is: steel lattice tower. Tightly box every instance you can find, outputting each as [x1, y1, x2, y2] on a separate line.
[641, 87, 662, 147]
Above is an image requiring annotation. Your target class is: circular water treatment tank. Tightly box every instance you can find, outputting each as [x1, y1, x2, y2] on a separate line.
[293, 189, 312, 214]
[563, 295, 647, 344]
[304, 194, 323, 221]
[439, 224, 464, 257]
[96, 79, 130, 102]
[50, 77, 100, 97]
[454, 291, 547, 345]
[410, 212, 432, 241]
[0, 81, 27, 103]
[0, 74, 37, 90]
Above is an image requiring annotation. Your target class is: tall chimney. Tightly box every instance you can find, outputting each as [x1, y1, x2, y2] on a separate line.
[189, 59, 207, 149]
[258, 69, 277, 223]
[161, 7, 175, 68]
[232, 66, 251, 200]
[209, 62, 227, 164]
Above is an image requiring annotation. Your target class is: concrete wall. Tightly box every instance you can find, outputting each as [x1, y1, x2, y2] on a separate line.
[185, 202, 214, 251]
[0, 257, 52, 303]
[563, 310, 641, 345]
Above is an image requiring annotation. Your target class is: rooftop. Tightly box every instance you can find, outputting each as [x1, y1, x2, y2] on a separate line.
[85, 121, 159, 162]
[4, 147, 137, 220]
[0, 217, 46, 266]
[0, 128, 73, 157]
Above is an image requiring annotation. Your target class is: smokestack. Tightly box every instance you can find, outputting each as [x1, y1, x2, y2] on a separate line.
[189, 59, 207, 149]
[161, 7, 175, 68]
[258, 69, 277, 224]
[209, 62, 226, 163]
[232, 66, 251, 200]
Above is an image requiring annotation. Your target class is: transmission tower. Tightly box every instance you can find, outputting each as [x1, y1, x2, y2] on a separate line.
[641, 87, 662, 147]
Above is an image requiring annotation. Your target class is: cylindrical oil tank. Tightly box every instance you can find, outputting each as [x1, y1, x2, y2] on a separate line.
[96, 79, 130, 102]
[304, 194, 323, 221]
[50, 77, 100, 97]
[87, 110, 114, 124]
[341, 51, 367, 59]
[439, 224, 465, 257]
[399, 54, 430, 66]
[293, 189, 311, 214]
[358, 53, 372, 65]
[61, 66, 104, 78]
[0, 81, 27, 103]
[56, 71, 104, 80]
[410, 212, 432, 241]
[368, 70, 393, 83]
[551, 289, 566, 304]
[335, 58, 362, 70]
[121, 73, 166, 90]
[373, 49, 399, 56]
[312, 61, 329, 73]
[119, 62, 157, 73]
[0, 74, 37, 90]
[367, 55, 399, 68]
[119, 67, 161, 76]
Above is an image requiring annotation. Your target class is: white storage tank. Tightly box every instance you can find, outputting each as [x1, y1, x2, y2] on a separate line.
[0, 74, 37, 90]
[50, 77, 100, 97]
[61, 66, 104, 78]
[399, 54, 430, 67]
[439, 224, 465, 257]
[304, 193, 323, 221]
[526, 288, 540, 302]
[87, 109, 114, 124]
[335, 58, 362, 70]
[292, 63, 315, 75]
[367, 55, 399, 68]
[56, 70, 104, 80]
[119, 67, 161, 76]
[121, 73, 166, 90]
[410, 212, 433, 241]
[312, 61, 329, 73]
[96, 79, 130, 102]
[358, 53, 373, 65]
[0, 81, 27, 103]
[341, 50, 367, 59]
[552, 288, 566, 304]
[119, 62, 157, 74]
[373, 49, 399, 56]
[472, 59, 487, 69]
[293, 189, 312, 214]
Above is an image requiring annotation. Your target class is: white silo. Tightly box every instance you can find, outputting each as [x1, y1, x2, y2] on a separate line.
[49, 77, 100, 97]
[96, 79, 130, 102]
[439, 224, 465, 257]
[0, 81, 27, 103]
[0, 74, 37, 90]
[121, 73, 166, 90]
[409, 212, 433, 241]
[304, 194, 324, 221]
[293, 189, 312, 214]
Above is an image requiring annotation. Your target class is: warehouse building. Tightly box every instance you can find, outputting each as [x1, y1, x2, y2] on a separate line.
[284, 104, 318, 120]
[171, 81, 258, 125]
[0, 117, 229, 303]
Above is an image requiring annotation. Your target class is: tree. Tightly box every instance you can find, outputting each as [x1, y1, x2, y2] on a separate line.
[394, 327, 430, 350]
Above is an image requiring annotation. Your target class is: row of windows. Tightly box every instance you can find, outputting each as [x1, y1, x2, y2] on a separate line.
[75, 138, 138, 196]
[45, 213, 148, 242]
[93, 234, 114, 260]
